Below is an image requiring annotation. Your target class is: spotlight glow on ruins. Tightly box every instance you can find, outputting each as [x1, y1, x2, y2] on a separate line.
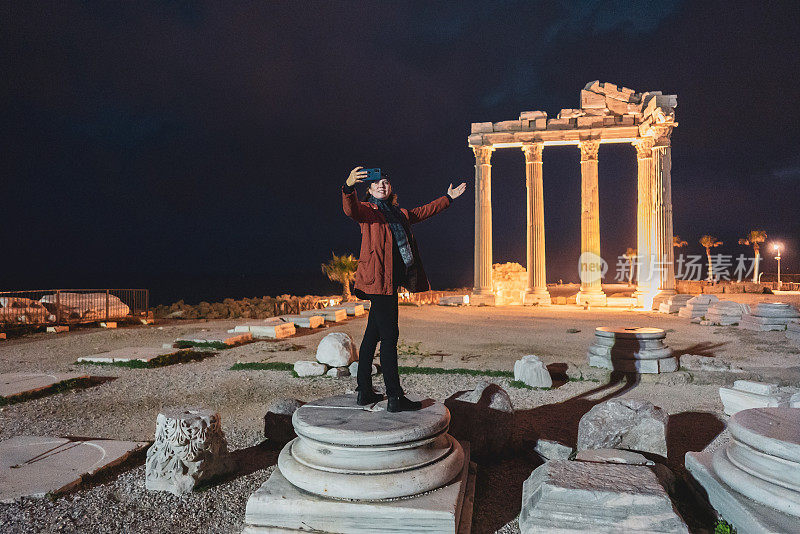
[468, 81, 678, 310]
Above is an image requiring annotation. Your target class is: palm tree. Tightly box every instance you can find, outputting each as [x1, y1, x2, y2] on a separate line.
[321, 253, 359, 301]
[623, 247, 637, 286]
[699, 235, 723, 281]
[738, 230, 767, 283]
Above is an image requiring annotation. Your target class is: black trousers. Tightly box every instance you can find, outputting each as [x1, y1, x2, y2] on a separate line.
[356, 294, 403, 398]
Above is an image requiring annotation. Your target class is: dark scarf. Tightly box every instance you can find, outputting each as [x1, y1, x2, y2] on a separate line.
[370, 196, 414, 268]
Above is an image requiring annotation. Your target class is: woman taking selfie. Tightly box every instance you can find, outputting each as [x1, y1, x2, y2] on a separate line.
[341, 166, 467, 412]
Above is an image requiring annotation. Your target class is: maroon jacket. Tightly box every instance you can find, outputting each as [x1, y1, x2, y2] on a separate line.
[342, 188, 451, 295]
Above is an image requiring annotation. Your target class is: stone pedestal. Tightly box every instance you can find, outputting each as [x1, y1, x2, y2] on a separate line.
[686, 408, 800, 533]
[706, 301, 750, 326]
[740, 302, 800, 331]
[587, 327, 677, 373]
[677, 295, 719, 318]
[243, 394, 474, 533]
[145, 408, 231, 495]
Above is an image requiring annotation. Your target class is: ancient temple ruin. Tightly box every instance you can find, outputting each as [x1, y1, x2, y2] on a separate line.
[468, 81, 677, 309]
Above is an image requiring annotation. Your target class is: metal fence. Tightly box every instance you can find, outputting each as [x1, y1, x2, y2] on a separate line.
[0, 289, 149, 326]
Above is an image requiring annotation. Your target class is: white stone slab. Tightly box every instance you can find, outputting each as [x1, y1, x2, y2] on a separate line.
[439, 295, 470, 306]
[294, 361, 326, 377]
[519, 460, 688, 533]
[175, 330, 252, 346]
[233, 322, 296, 339]
[77, 347, 183, 364]
[0, 435, 148, 502]
[735, 380, 779, 395]
[46, 325, 69, 333]
[243, 442, 473, 534]
[280, 314, 324, 328]
[0, 372, 90, 398]
[301, 308, 347, 322]
[351, 300, 371, 310]
[657, 294, 694, 313]
[341, 304, 365, 316]
[513, 355, 552, 388]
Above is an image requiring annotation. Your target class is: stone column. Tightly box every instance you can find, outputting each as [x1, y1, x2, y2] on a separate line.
[522, 143, 550, 305]
[472, 145, 495, 305]
[577, 140, 607, 306]
[651, 127, 676, 301]
[632, 137, 655, 307]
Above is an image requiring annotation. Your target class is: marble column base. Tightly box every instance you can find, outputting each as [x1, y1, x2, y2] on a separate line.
[469, 293, 495, 306]
[243, 444, 475, 534]
[576, 290, 607, 307]
[523, 290, 551, 306]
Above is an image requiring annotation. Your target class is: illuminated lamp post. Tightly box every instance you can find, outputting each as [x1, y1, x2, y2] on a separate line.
[774, 244, 782, 290]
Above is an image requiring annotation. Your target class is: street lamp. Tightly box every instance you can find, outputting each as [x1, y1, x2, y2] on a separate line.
[774, 244, 782, 290]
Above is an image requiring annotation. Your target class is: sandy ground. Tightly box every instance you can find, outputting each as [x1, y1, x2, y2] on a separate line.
[1, 294, 799, 533]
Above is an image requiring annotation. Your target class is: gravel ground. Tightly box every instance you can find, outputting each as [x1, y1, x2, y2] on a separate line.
[1, 298, 798, 533]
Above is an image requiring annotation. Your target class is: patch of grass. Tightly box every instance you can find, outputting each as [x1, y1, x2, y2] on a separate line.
[0, 377, 96, 406]
[509, 380, 550, 390]
[229, 361, 294, 371]
[76, 350, 211, 369]
[398, 366, 513, 378]
[174, 340, 230, 350]
[714, 519, 735, 534]
[397, 340, 428, 356]
[567, 374, 602, 383]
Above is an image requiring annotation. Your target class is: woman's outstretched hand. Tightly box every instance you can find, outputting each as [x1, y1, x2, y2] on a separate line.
[346, 166, 368, 187]
[447, 182, 467, 199]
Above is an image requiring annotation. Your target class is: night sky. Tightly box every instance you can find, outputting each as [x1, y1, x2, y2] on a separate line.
[6, 1, 800, 304]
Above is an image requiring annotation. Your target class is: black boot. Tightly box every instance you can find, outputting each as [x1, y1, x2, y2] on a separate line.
[387, 395, 422, 413]
[357, 389, 384, 406]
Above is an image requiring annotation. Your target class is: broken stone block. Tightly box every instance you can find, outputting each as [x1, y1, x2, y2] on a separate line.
[0, 372, 90, 400]
[685, 407, 800, 534]
[348, 361, 377, 376]
[470, 122, 493, 133]
[0, 436, 149, 502]
[580, 89, 606, 109]
[175, 330, 252, 347]
[513, 355, 552, 388]
[100, 322, 117, 328]
[280, 314, 324, 328]
[301, 307, 346, 322]
[145, 408, 232, 495]
[546, 117, 571, 130]
[326, 366, 350, 378]
[557, 108, 583, 119]
[264, 398, 305, 445]
[576, 116, 604, 128]
[233, 321, 296, 339]
[704, 301, 750, 325]
[577, 399, 668, 457]
[46, 325, 68, 333]
[439, 295, 469, 306]
[0, 333, 5, 340]
[677, 294, 719, 318]
[294, 360, 327, 377]
[602, 116, 616, 126]
[315, 332, 357, 367]
[574, 448, 654, 466]
[719, 380, 794, 415]
[605, 96, 628, 115]
[680, 354, 743, 373]
[740, 302, 800, 331]
[520, 460, 688, 533]
[533, 439, 573, 461]
[340, 303, 365, 316]
[445, 381, 514, 461]
[493, 120, 524, 131]
[519, 110, 547, 120]
[530, 118, 547, 129]
[658, 294, 694, 313]
[78, 347, 184, 364]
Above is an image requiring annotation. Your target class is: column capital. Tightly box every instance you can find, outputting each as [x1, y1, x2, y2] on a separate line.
[472, 145, 494, 165]
[651, 125, 673, 148]
[578, 140, 600, 161]
[521, 143, 544, 163]
[632, 137, 655, 159]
